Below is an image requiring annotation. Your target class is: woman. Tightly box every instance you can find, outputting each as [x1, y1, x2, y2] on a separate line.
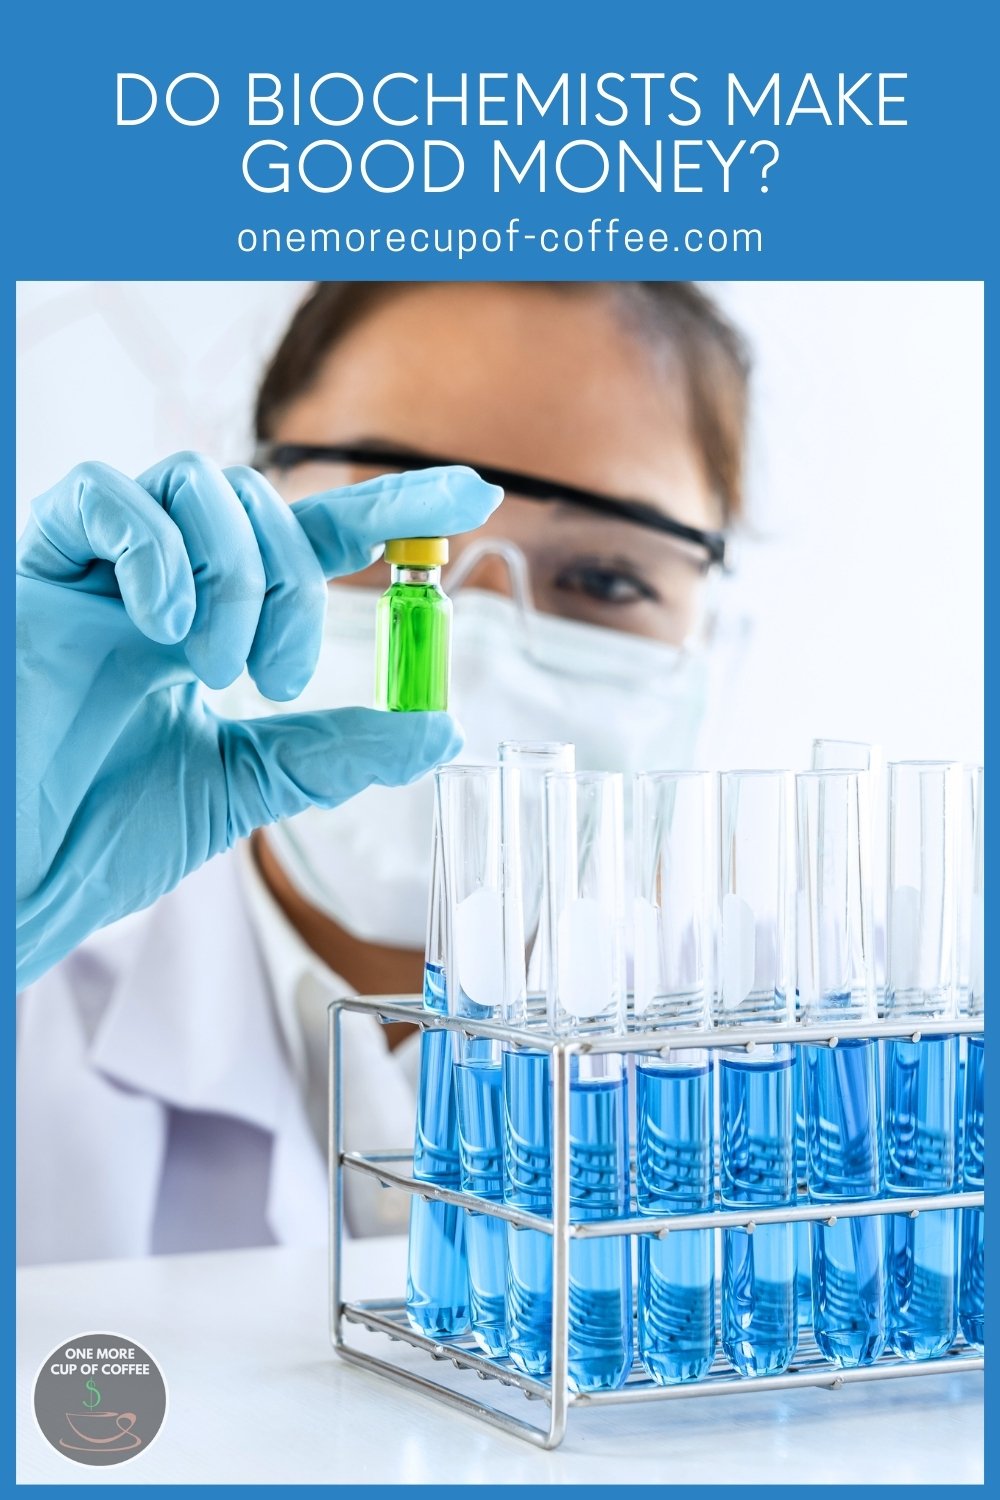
[16, 281, 749, 1262]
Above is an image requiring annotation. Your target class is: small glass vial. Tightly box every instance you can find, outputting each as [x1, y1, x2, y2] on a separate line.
[375, 538, 452, 711]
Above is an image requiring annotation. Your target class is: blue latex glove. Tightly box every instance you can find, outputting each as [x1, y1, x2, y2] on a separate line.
[16, 452, 502, 988]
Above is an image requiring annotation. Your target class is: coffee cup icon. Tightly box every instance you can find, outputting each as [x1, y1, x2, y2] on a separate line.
[61, 1412, 141, 1451]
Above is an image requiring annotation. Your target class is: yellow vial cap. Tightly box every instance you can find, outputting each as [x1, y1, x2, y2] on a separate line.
[384, 537, 449, 567]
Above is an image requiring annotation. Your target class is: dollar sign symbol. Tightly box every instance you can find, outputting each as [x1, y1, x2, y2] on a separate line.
[83, 1379, 101, 1411]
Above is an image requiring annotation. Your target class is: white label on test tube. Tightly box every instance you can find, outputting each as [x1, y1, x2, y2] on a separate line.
[456, 887, 504, 1012]
[721, 892, 756, 1011]
[557, 897, 614, 1019]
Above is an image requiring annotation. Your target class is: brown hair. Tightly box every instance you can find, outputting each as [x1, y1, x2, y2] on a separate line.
[255, 282, 751, 519]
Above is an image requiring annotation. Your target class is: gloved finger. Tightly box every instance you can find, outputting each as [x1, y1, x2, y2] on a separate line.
[218, 707, 463, 841]
[137, 453, 267, 689]
[16, 461, 197, 644]
[291, 466, 503, 578]
[223, 465, 328, 700]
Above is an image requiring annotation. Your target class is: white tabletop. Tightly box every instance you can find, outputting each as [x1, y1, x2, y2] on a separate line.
[18, 1237, 982, 1485]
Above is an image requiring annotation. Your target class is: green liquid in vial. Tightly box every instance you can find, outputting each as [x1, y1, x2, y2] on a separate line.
[375, 579, 451, 711]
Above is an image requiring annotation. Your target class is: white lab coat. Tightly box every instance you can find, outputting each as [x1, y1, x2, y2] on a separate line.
[16, 848, 419, 1265]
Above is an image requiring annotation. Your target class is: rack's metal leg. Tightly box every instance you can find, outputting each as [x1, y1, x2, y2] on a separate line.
[546, 1043, 572, 1450]
[328, 1000, 345, 1351]
[334, 1343, 560, 1448]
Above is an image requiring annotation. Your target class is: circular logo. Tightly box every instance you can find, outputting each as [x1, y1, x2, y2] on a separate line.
[33, 1333, 166, 1467]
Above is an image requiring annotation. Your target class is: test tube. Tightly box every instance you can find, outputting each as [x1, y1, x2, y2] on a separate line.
[957, 766, 983, 1014]
[545, 770, 633, 1393]
[499, 741, 574, 1379]
[796, 770, 887, 1367]
[955, 767, 981, 1191]
[811, 739, 873, 769]
[716, 771, 797, 1377]
[811, 740, 884, 999]
[405, 769, 469, 1340]
[500, 740, 575, 1026]
[438, 765, 507, 1356]
[960, 766, 984, 1350]
[804, 742, 880, 1333]
[884, 761, 961, 1360]
[633, 771, 716, 1384]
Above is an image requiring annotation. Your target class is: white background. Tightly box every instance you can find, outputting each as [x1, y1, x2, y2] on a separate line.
[15, 280, 984, 768]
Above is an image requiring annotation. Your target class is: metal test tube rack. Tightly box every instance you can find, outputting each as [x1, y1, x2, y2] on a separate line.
[329, 995, 984, 1450]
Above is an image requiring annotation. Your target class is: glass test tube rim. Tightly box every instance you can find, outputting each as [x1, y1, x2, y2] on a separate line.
[811, 735, 873, 753]
[499, 739, 575, 762]
[544, 768, 623, 787]
[436, 761, 501, 779]
[795, 767, 870, 782]
[634, 767, 715, 786]
[887, 758, 964, 773]
[720, 767, 793, 780]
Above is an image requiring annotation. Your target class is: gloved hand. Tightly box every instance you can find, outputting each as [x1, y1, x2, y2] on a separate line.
[16, 452, 502, 989]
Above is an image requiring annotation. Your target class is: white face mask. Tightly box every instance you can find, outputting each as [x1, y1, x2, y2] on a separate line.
[213, 582, 708, 949]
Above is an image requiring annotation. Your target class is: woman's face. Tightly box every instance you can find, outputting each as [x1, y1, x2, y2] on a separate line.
[266, 284, 721, 645]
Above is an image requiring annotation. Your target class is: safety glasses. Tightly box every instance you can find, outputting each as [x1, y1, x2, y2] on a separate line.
[253, 439, 734, 647]
[254, 440, 732, 568]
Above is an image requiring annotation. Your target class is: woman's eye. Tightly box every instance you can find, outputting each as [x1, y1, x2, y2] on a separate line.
[553, 560, 659, 605]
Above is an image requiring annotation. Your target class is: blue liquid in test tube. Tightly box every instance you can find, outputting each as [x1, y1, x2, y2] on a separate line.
[884, 1034, 959, 1359]
[960, 1033, 984, 1349]
[796, 771, 886, 1368]
[406, 961, 469, 1338]
[805, 1032, 887, 1365]
[720, 1047, 797, 1375]
[566, 1065, 632, 1390]
[717, 770, 797, 1377]
[505, 769, 633, 1393]
[633, 770, 716, 1384]
[959, 766, 984, 1352]
[498, 741, 579, 1380]
[794, 1051, 812, 1332]
[504, 1047, 554, 1373]
[503, 1050, 632, 1391]
[884, 762, 963, 1361]
[437, 764, 508, 1357]
[455, 1049, 507, 1355]
[637, 1058, 715, 1382]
